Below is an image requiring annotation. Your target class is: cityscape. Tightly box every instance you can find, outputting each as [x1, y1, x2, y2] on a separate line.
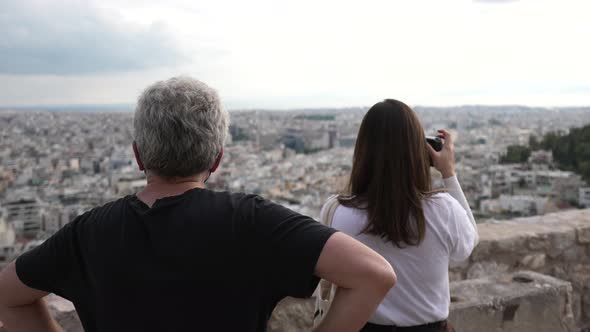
[1, 105, 590, 267]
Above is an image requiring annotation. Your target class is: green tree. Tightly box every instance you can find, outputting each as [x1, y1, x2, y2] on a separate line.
[532, 124, 590, 181]
[501, 145, 531, 164]
[529, 135, 539, 149]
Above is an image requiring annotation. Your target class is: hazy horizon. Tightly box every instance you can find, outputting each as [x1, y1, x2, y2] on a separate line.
[2, 102, 590, 113]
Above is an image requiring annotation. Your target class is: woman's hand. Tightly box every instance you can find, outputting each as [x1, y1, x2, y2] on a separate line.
[427, 129, 456, 179]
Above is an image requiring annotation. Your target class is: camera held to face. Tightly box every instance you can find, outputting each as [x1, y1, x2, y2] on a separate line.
[426, 136, 443, 152]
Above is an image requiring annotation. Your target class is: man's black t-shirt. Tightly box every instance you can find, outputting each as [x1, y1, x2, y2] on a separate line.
[15, 188, 337, 331]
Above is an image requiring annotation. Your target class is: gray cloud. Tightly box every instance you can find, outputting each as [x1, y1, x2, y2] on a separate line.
[0, 1, 187, 75]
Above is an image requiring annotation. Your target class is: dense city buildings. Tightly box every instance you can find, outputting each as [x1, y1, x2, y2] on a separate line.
[1, 105, 590, 266]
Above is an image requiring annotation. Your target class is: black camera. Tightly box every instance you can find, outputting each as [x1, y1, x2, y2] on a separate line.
[426, 136, 443, 152]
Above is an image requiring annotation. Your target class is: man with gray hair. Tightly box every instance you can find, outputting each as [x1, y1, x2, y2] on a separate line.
[0, 77, 396, 332]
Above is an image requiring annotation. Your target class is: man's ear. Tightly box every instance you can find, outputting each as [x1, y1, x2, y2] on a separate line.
[132, 141, 145, 171]
[209, 148, 223, 173]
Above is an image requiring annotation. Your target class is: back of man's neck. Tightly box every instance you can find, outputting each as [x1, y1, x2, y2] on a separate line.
[137, 172, 207, 208]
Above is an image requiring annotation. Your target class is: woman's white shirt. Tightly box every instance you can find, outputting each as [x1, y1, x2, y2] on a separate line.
[323, 175, 478, 326]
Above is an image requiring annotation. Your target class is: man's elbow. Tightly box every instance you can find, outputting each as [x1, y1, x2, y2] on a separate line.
[0, 288, 9, 319]
[0, 268, 9, 313]
[368, 258, 397, 294]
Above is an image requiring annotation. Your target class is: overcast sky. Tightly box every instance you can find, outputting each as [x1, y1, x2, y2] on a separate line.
[1, 0, 589, 109]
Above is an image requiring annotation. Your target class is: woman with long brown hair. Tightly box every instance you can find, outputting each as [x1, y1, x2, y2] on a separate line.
[321, 99, 478, 332]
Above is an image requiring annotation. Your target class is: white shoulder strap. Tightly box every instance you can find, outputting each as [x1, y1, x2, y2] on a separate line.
[320, 195, 340, 227]
[313, 195, 340, 327]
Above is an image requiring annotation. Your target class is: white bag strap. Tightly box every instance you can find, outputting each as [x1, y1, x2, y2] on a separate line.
[320, 195, 340, 227]
[313, 280, 337, 326]
[313, 195, 340, 327]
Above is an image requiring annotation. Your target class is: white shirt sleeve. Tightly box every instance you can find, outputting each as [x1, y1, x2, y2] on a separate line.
[447, 198, 478, 263]
[442, 175, 479, 245]
[442, 175, 479, 263]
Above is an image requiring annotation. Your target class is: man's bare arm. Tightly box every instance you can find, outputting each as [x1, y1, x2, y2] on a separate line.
[0, 261, 63, 332]
[313, 232, 396, 332]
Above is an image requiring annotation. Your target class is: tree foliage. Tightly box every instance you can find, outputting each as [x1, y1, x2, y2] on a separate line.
[500, 145, 531, 164]
[512, 125, 590, 181]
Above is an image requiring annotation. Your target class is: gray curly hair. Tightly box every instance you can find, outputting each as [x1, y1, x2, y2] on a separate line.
[133, 76, 229, 177]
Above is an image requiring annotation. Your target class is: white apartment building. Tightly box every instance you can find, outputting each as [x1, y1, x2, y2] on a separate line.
[0, 216, 16, 262]
[3, 198, 43, 238]
[580, 187, 590, 208]
[486, 165, 584, 204]
[499, 195, 548, 216]
[481, 195, 549, 216]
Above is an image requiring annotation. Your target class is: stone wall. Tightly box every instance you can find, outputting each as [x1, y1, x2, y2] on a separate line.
[268, 271, 578, 332]
[1, 209, 589, 331]
[451, 209, 590, 330]
[448, 271, 575, 332]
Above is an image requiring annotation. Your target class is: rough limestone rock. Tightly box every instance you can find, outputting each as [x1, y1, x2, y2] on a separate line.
[548, 228, 577, 258]
[268, 297, 315, 332]
[467, 261, 509, 279]
[449, 271, 576, 332]
[528, 233, 550, 251]
[561, 246, 588, 262]
[450, 209, 590, 331]
[519, 253, 546, 270]
[470, 239, 493, 261]
[46, 295, 84, 332]
[577, 224, 590, 244]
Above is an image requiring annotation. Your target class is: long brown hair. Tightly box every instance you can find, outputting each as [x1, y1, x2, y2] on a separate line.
[339, 99, 435, 248]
